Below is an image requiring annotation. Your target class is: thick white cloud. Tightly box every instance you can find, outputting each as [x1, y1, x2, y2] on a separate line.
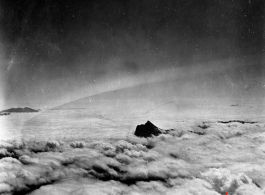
[0, 183, 13, 194]
[0, 120, 265, 194]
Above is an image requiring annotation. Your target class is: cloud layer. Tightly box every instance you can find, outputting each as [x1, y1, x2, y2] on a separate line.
[0, 120, 265, 194]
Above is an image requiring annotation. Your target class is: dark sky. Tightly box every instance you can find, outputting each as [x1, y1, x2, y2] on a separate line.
[0, 0, 264, 109]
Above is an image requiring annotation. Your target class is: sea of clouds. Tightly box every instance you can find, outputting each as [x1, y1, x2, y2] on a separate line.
[0, 120, 265, 195]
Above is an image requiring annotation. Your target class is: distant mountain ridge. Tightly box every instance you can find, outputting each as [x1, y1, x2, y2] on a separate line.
[0, 107, 39, 113]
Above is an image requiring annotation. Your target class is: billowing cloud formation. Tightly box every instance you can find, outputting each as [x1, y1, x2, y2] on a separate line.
[0, 120, 265, 194]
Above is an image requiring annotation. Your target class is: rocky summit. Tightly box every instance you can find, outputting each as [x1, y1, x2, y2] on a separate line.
[134, 121, 163, 137]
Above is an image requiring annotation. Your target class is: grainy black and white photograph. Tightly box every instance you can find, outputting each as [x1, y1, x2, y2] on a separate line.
[0, 0, 264, 194]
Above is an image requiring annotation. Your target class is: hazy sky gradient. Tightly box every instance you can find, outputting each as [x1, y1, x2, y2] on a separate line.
[0, 0, 264, 109]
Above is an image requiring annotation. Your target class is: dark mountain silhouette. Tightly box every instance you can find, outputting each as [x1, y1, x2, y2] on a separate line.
[135, 121, 163, 137]
[0, 107, 39, 113]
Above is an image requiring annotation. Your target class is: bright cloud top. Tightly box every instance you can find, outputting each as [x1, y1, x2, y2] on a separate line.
[0, 120, 265, 194]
